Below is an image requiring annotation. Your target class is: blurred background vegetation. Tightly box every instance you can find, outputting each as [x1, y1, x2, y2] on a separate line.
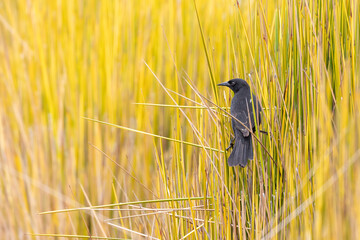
[0, 0, 359, 239]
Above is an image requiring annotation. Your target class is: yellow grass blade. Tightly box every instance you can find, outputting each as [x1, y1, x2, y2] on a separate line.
[83, 117, 223, 153]
[39, 196, 212, 215]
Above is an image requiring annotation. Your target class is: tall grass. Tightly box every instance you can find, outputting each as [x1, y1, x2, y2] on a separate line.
[0, 0, 359, 239]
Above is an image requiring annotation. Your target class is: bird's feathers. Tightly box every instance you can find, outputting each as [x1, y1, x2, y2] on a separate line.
[231, 95, 261, 137]
[229, 88, 261, 167]
[218, 78, 261, 167]
[227, 134, 253, 167]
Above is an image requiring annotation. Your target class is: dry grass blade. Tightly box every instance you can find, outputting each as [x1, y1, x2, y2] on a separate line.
[28, 234, 127, 240]
[134, 102, 228, 110]
[83, 117, 223, 152]
[39, 196, 211, 215]
[106, 222, 160, 240]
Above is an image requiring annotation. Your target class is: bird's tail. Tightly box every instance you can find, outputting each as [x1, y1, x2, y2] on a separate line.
[228, 136, 253, 167]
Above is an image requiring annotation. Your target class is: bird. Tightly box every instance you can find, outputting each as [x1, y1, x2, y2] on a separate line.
[218, 78, 262, 167]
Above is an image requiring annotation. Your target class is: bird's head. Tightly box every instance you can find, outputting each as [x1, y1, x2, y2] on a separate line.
[217, 78, 250, 93]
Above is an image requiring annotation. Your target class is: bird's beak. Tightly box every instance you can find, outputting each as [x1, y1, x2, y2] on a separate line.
[217, 82, 230, 87]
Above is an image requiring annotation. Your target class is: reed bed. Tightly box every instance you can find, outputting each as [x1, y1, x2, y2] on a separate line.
[0, 0, 359, 239]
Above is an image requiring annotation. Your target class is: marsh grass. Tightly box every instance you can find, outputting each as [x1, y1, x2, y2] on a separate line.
[0, 0, 360, 239]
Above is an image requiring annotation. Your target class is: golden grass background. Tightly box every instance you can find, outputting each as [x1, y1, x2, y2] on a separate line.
[0, 0, 359, 239]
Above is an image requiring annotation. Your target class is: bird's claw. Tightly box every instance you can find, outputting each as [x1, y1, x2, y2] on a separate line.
[226, 142, 234, 151]
[226, 137, 235, 151]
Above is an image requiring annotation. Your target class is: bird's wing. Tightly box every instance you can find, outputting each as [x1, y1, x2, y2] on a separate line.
[232, 110, 251, 137]
[232, 97, 261, 137]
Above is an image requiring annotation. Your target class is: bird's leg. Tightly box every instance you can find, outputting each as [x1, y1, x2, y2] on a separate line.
[226, 137, 235, 151]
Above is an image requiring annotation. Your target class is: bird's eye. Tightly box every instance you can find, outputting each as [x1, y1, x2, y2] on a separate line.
[229, 81, 235, 85]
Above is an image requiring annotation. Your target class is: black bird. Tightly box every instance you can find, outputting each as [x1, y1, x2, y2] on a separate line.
[218, 78, 262, 167]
